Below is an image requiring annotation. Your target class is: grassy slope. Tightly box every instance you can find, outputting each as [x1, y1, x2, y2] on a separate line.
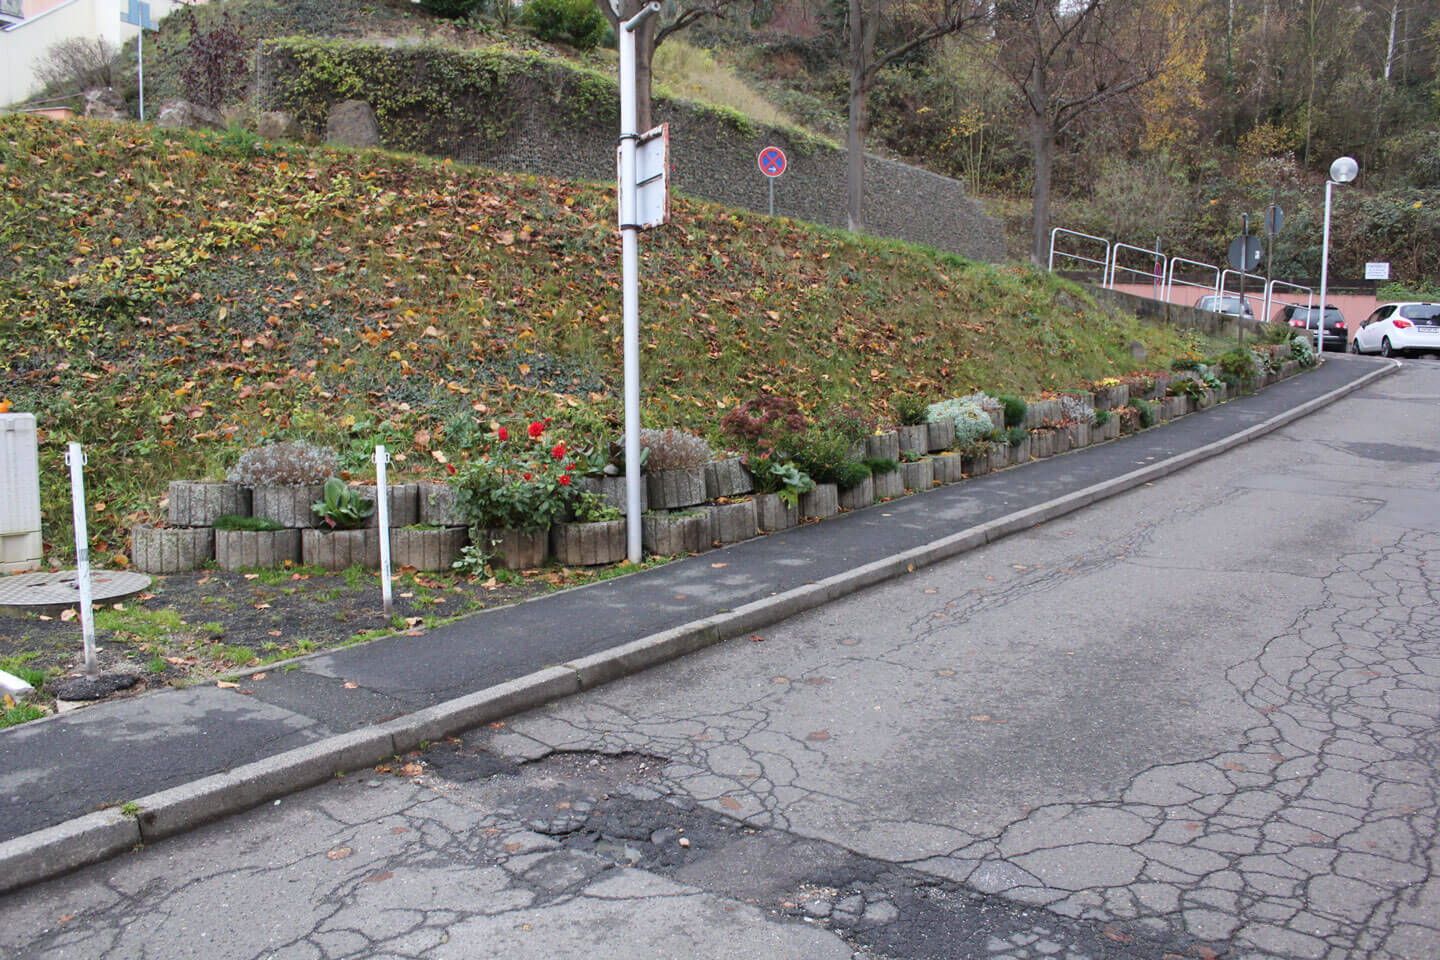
[0, 116, 1210, 558]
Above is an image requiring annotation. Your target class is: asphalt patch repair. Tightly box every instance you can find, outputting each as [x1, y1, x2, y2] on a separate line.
[407, 740, 1224, 960]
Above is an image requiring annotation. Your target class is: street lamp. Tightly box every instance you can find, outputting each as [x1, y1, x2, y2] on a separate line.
[1317, 156, 1358, 357]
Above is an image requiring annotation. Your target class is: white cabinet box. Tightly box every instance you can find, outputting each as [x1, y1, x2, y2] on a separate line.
[0, 413, 42, 572]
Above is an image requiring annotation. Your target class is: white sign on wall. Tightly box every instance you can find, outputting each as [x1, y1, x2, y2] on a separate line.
[1364, 262, 1391, 281]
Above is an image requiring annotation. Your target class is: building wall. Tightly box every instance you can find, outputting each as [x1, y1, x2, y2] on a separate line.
[255, 40, 1007, 263]
[0, 0, 194, 108]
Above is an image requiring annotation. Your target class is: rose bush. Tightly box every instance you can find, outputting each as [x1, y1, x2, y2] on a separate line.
[454, 421, 578, 531]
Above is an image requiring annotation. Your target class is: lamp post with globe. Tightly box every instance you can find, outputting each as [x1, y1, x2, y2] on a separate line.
[1317, 156, 1358, 356]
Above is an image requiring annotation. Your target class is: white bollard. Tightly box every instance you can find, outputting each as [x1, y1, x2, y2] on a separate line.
[375, 446, 392, 616]
[65, 442, 98, 675]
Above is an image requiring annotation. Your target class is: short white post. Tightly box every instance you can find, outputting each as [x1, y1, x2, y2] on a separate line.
[65, 442, 98, 675]
[136, 29, 145, 121]
[375, 445, 393, 616]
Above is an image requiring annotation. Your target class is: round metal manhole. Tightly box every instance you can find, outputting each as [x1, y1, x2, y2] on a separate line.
[0, 569, 152, 616]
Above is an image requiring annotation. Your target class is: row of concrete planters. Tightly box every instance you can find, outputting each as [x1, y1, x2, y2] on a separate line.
[799, 483, 839, 520]
[485, 527, 549, 570]
[926, 418, 955, 452]
[873, 470, 905, 500]
[704, 458, 753, 499]
[900, 459, 934, 492]
[896, 425, 928, 457]
[838, 476, 874, 511]
[647, 467, 708, 510]
[866, 432, 900, 461]
[575, 475, 648, 515]
[131, 525, 214, 574]
[302, 528, 381, 571]
[755, 493, 799, 532]
[551, 520, 626, 566]
[642, 511, 711, 556]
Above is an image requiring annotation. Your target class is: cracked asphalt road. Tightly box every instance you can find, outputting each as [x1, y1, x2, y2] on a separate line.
[1, 360, 1436, 960]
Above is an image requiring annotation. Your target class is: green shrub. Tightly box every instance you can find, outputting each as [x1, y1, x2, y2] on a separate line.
[1133, 399, 1157, 428]
[925, 397, 995, 448]
[213, 514, 284, 532]
[311, 478, 375, 530]
[1171, 357, 1203, 372]
[997, 395, 1027, 428]
[1216, 348, 1263, 384]
[1004, 426, 1028, 446]
[419, 0, 484, 19]
[568, 490, 621, 523]
[744, 456, 814, 507]
[1092, 409, 1111, 428]
[862, 456, 898, 475]
[895, 395, 928, 426]
[1290, 334, 1317, 367]
[521, 0, 608, 50]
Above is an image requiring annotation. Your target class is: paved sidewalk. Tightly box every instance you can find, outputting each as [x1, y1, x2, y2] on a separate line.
[0, 356, 1396, 891]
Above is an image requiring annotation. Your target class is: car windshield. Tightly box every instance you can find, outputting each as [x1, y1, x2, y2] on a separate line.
[1203, 297, 1251, 312]
[1398, 304, 1440, 321]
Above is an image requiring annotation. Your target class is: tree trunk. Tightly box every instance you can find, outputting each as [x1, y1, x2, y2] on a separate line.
[846, 0, 867, 233]
[1383, 0, 1398, 83]
[1029, 115, 1054, 266]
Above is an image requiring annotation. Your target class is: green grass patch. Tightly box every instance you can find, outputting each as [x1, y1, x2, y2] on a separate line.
[213, 515, 285, 532]
[1, 701, 47, 729]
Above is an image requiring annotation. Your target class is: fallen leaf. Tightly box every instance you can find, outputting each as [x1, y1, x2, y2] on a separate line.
[750, 634, 765, 643]
[243, 573, 259, 580]
[216, 680, 239, 689]
[806, 730, 830, 741]
[400, 763, 423, 777]
[267, 630, 282, 636]
[250, 673, 266, 681]
[326, 847, 353, 860]
[710, 562, 728, 568]
[343, 681, 359, 689]
[719, 797, 741, 811]
[1223, 761, 1246, 771]
[362, 872, 393, 883]
[60, 609, 77, 622]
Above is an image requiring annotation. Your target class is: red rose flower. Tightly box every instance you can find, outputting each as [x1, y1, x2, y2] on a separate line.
[565, 461, 576, 470]
[527, 421, 544, 439]
[523, 472, 532, 481]
[558, 475, 571, 486]
[496, 426, 509, 441]
[551, 442, 566, 459]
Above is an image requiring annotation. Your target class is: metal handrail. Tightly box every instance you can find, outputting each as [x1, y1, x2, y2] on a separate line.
[1048, 227, 1111, 275]
[1263, 280, 1314, 325]
[1164, 257, 1221, 303]
[1106, 241, 1164, 290]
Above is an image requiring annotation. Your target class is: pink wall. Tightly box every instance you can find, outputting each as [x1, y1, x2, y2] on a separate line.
[22, 0, 66, 16]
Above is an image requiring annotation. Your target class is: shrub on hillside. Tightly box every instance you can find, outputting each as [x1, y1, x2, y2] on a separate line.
[419, 0, 485, 19]
[521, 0, 608, 50]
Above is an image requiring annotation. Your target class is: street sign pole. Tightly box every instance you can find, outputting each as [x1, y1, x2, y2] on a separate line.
[120, 0, 154, 121]
[618, 1, 660, 565]
[768, 177, 774, 217]
[1238, 214, 1249, 345]
[757, 146, 787, 217]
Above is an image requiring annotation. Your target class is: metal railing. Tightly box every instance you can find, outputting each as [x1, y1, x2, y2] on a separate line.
[1263, 280, 1314, 324]
[1047, 228, 1110, 276]
[1163, 258, 1221, 303]
[1106, 241, 1165, 291]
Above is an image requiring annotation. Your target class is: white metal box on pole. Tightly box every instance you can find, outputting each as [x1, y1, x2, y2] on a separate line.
[0, 413, 43, 573]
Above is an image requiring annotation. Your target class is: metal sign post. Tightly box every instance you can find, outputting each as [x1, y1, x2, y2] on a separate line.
[1227, 216, 1262, 345]
[65, 443, 98, 675]
[374, 446, 392, 615]
[1263, 203, 1284, 319]
[757, 146, 787, 216]
[120, 0, 154, 121]
[617, 0, 662, 565]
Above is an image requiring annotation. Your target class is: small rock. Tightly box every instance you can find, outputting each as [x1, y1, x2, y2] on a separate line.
[804, 899, 832, 918]
[326, 100, 380, 148]
[83, 87, 127, 121]
[155, 99, 225, 131]
[861, 900, 899, 925]
[255, 110, 303, 141]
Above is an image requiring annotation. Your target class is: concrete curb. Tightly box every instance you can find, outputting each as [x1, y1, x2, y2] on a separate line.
[0, 360, 1396, 894]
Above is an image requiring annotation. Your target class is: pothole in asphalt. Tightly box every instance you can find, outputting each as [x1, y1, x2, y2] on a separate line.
[419, 742, 1223, 960]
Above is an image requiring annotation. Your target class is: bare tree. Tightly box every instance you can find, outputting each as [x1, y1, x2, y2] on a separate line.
[985, 0, 1167, 263]
[34, 37, 118, 95]
[595, 0, 754, 131]
[845, 0, 981, 231]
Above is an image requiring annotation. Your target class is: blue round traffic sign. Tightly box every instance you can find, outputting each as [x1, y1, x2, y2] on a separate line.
[757, 146, 787, 178]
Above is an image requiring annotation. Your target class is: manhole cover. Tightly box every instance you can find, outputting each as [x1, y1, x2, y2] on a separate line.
[0, 569, 152, 616]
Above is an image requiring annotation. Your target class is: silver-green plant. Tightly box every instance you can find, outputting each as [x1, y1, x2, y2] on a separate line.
[925, 397, 995, 448]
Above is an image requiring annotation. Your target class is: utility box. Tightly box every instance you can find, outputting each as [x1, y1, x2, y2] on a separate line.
[0, 413, 43, 573]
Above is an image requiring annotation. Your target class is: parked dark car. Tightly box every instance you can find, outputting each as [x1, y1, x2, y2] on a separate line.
[1272, 304, 1347, 351]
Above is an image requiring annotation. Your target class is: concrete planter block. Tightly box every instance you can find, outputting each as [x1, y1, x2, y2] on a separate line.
[1052, 428, 1073, 455]
[642, 512, 711, 557]
[1093, 384, 1129, 410]
[416, 482, 467, 527]
[704, 458, 753, 499]
[1281, 360, 1300, 378]
[1007, 436, 1031, 465]
[1145, 375, 1170, 400]
[988, 409, 1005, 431]
[900, 459, 934, 492]
[799, 483, 839, 520]
[961, 451, 991, 476]
[709, 499, 759, 544]
[391, 526, 468, 571]
[1068, 422, 1091, 448]
[483, 527, 550, 570]
[931, 453, 964, 484]
[251, 484, 325, 528]
[896, 425, 928, 457]
[575, 475, 647, 516]
[550, 520, 626, 566]
[302, 528, 380, 572]
[1023, 398, 1062, 428]
[873, 471, 905, 500]
[866, 431, 900, 460]
[646, 467, 707, 510]
[1162, 397, 1187, 420]
[1030, 430, 1055, 459]
[131, 525, 213, 574]
[215, 529, 301, 571]
[988, 442, 1009, 472]
[357, 483, 419, 528]
[925, 418, 955, 452]
[838, 476, 874, 510]
[754, 493, 798, 532]
[167, 482, 250, 527]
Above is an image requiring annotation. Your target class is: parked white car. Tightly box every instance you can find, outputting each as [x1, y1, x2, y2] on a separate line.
[1351, 302, 1440, 358]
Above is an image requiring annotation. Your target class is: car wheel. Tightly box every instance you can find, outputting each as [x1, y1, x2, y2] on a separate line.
[1380, 337, 1395, 358]
[1349, 338, 1361, 354]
